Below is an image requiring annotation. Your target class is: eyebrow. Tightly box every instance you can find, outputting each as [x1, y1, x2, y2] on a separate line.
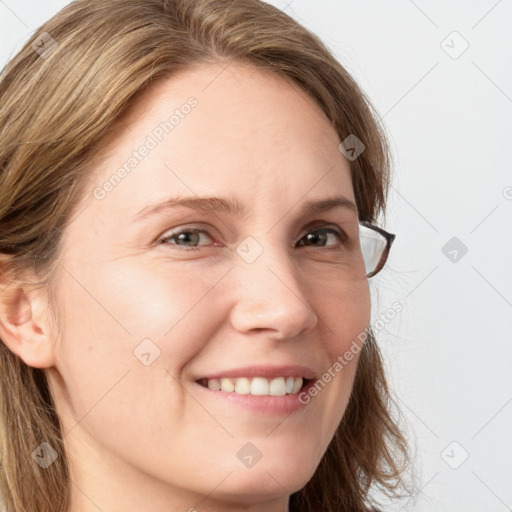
[133, 194, 358, 221]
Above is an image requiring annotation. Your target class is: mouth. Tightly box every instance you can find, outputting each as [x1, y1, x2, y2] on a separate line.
[196, 376, 312, 397]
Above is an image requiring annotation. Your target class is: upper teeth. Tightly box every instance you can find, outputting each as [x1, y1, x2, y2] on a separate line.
[203, 376, 304, 396]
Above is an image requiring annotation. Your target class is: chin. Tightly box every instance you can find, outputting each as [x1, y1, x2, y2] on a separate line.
[212, 456, 317, 504]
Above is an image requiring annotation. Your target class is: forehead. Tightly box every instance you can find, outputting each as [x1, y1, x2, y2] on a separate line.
[81, 61, 355, 222]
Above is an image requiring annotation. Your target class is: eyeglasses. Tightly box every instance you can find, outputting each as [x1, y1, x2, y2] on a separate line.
[358, 221, 396, 278]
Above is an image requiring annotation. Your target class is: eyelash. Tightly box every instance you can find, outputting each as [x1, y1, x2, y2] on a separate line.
[157, 225, 348, 252]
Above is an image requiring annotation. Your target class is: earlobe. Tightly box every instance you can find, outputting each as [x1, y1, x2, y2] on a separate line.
[0, 274, 56, 369]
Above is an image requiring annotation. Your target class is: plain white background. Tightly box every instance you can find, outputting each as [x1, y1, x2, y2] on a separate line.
[1, 1, 511, 511]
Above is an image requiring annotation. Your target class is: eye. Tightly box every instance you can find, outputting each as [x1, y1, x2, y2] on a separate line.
[158, 228, 214, 251]
[296, 227, 347, 249]
[157, 225, 348, 252]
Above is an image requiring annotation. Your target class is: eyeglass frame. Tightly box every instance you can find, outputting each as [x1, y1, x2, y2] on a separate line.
[358, 220, 396, 278]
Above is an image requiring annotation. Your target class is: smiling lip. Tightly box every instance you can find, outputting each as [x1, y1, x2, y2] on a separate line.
[194, 364, 317, 381]
[193, 364, 318, 416]
[194, 377, 316, 416]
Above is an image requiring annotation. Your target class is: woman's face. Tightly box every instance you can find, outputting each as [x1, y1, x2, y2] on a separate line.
[46, 61, 371, 511]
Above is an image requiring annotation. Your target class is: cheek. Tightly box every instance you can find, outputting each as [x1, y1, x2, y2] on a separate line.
[52, 259, 224, 396]
[305, 278, 371, 428]
[321, 276, 371, 355]
[61, 258, 219, 339]
[50, 260, 229, 473]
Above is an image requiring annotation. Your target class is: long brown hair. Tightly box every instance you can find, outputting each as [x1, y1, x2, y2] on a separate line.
[0, 1, 412, 510]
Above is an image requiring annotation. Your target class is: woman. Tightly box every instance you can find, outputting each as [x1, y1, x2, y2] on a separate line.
[0, 1, 412, 511]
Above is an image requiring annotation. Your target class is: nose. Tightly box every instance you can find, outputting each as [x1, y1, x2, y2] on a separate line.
[228, 243, 318, 340]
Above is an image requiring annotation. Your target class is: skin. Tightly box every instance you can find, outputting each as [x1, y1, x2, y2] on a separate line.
[0, 61, 371, 512]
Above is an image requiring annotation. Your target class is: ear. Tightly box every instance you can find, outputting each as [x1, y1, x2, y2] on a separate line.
[0, 259, 57, 369]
